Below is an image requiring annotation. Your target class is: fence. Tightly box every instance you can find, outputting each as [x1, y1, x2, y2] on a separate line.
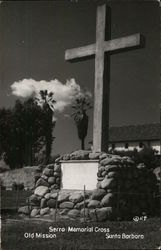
[1, 189, 32, 212]
[1, 184, 160, 222]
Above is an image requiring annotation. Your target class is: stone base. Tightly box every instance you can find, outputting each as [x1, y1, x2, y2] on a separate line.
[18, 150, 159, 221]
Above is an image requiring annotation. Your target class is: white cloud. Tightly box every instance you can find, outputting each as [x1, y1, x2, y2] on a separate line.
[11, 78, 92, 113]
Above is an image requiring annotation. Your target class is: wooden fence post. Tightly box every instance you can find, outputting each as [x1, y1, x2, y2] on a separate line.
[55, 191, 59, 222]
[116, 184, 120, 221]
[15, 188, 19, 212]
[83, 185, 86, 223]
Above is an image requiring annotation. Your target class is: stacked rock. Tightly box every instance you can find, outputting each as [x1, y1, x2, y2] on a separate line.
[19, 190, 91, 220]
[18, 150, 159, 221]
[94, 155, 159, 219]
[35, 162, 61, 191]
[34, 165, 44, 184]
[20, 188, 118, 221]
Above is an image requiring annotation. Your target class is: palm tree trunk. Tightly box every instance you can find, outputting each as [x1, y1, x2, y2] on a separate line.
[81, 138, 85, 150]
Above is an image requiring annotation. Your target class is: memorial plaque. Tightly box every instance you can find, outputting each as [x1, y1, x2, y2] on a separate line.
[61, 160, 99, 190]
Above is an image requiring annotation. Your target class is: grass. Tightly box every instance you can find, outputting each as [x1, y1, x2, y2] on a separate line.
[1, 191, 161, 250]
[1, 217, 161, 250]
[1, 166, 36, 189]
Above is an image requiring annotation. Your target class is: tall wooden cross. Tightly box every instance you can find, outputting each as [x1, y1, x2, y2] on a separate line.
[65, 4, 142, 152]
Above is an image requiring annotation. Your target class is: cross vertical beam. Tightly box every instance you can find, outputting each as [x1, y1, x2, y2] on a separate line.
[65, 4, 142, 152]
[93, 4, 107, 152]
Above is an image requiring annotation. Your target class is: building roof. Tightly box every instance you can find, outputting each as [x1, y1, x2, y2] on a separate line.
[109, 123, 160, 143]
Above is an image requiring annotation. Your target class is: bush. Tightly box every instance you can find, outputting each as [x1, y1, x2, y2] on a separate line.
[111, 147, 159, 169]
[12, 182, 24, 190]
[0, 179, 5, 190]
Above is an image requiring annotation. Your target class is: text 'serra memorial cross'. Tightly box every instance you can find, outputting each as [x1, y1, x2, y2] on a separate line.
[65, 4, 143, 152]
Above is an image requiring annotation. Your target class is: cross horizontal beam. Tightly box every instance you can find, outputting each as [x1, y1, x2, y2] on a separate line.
[65, 4, 143, 153]
[65, 44, 95, 61]
[65, 33, 141, 61]
[104, 33, 141, 52]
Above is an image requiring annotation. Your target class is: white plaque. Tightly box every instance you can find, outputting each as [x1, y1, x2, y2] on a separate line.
[61, 160, 99, 190]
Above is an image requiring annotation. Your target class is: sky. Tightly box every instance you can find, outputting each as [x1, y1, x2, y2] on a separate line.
[0, 0, 160, 154]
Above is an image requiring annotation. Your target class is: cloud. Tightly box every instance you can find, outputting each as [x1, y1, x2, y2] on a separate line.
[11, 78, 92, 112]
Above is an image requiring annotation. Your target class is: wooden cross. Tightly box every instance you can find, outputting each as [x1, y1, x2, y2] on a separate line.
[65, 4, 142, 152]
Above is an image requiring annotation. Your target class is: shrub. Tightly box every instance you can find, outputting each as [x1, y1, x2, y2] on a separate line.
[12, 182, 24, 190]
[111, 147, 159, 169]
[0, 179, 5, 190]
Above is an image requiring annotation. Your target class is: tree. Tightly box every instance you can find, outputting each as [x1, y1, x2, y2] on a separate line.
[0, 107, 13, 164]
[20, 98, 45, 166]
[0, 100, 25, 168]
[36, 90, 56, 163]
[0, 91, 56, 168]
[72, 95, 92, 150]
[0, 98, 48, 168]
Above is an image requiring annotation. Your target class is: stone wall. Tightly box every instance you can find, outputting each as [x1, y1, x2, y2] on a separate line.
[18, 150, 159, 221]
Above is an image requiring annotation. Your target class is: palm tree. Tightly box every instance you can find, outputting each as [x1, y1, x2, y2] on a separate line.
[36, 90, 56, 163]
[72, 95, 92, 150]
